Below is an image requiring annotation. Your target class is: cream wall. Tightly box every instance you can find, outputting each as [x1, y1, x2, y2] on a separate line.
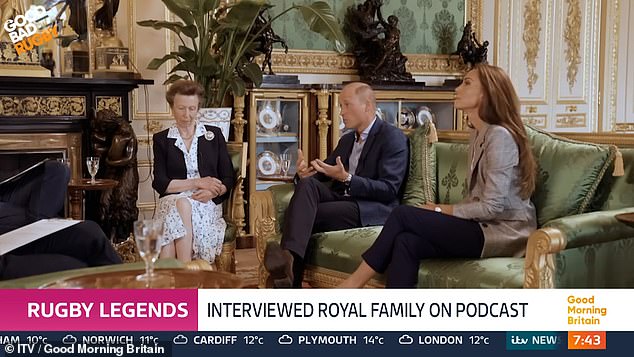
[119, 0, 173, 218]
[117, 0, 633, 214]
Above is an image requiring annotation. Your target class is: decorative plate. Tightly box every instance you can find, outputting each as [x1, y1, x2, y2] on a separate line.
[399, 108, 416, 129]
[257, 102, 280, 133]
[256, 151, 280, 177]
[416, 106, 435, 126]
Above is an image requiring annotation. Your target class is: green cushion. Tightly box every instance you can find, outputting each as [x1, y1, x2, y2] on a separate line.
[269, 183, 295, 233]
[418, 258, 524, 288]
[229, 151, 242, 177]
[592, 148, 634, 211]
[434, 142, 469, 204]
[526, 126, 616, 226]
[224, 222, 236, 243]
[402, 125, 436, 207]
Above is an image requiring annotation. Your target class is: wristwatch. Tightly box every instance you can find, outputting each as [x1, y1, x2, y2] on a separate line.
[434, 206, 442, 213]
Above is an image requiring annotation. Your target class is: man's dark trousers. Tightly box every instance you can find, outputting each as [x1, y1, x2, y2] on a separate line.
[281, 177, 360, 287]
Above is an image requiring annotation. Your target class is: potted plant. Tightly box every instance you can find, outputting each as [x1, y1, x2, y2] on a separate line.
[138, 0, 345, 109]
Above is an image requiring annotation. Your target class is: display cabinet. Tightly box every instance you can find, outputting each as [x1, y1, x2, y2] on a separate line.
[247, 87, 311, 192]
[323, 84, 460, 159]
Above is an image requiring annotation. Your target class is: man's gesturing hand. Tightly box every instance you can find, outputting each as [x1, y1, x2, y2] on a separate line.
[311, 156, 348, 182]
[296, 149, 316, 179]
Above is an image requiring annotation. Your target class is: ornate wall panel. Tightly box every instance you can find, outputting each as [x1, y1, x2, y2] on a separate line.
[603, 0, 634, 133]
[128, 0, 172, 121]
[497, 0, 600, 132]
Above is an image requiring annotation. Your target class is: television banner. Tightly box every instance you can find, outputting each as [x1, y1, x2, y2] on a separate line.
[0, 289, 631, 355]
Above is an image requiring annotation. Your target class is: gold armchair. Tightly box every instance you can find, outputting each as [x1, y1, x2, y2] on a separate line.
[216, 141, 248, 273]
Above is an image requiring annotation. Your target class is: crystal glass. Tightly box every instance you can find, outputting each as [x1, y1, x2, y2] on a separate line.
[86, 156, 99, 184]
[280, 152, 291, 177]
[133, 219, 164, 282]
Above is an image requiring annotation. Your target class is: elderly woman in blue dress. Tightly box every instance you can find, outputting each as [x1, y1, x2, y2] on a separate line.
[152, 80, 234, 263]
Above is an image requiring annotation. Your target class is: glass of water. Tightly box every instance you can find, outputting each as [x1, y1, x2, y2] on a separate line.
[86, 156, 99, 184]
[133, 219, 164, 282]
[280, 152, 291, 177]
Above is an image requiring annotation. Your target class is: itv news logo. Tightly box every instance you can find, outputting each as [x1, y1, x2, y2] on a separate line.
[2, 5, 58, 56]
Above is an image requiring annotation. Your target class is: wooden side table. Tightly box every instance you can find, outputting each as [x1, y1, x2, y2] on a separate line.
[68, 178, 118, 220]
[40, 268, 244, 288]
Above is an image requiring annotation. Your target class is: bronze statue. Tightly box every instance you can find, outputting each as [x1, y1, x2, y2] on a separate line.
[94, 0, 119, 33]
[453, 21, 488, 67]
[251, 8, 288, 75]
[344, 0, 413, 83]
[373, 16, 413, 82]
[91, 109, 139, 242]
[214, 7, 288, 76]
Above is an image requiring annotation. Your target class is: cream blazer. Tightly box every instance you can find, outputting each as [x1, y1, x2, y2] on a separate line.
[453, 122, 537, 258]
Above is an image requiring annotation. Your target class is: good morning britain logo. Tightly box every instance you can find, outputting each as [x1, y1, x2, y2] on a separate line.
[3, 5, 59, 55]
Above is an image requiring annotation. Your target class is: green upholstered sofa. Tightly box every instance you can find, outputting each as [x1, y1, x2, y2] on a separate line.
[252, 125, 634, 288]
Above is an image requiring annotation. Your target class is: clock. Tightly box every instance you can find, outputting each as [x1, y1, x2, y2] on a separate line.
[567, 332, 605, 350]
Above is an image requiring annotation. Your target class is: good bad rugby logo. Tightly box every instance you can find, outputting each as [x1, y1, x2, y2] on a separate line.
[3, 5, 58, 55]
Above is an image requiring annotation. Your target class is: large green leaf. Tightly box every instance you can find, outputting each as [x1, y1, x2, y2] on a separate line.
[171, 0, 199, 12]
[297, 2, 345, 53]
[181, 24, 198, 39]
[202, 0, 220, 13]
[137, 20, 189, 36]
[147, 54, 181, 70]
[177, 46, 197, 61]
[169, 61, 200, 75]
[240, 62, 263, 87]
[161, 0, 195, 25]
[163, 74, 187, 85]
[228, 77, 247, 98]
[219, 1, 270, 32]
